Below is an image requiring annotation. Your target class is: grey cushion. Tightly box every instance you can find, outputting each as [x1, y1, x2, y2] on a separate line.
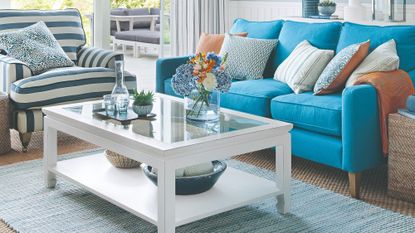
[115, 30, 160, 44]
[150, 8, 161, 24]
[111, 8, 129, 32]
[129, 9, 152, 29]
[0, 21, 74, 75]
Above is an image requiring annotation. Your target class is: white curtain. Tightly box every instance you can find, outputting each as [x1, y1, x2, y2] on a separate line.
[170, 0, 229, 56]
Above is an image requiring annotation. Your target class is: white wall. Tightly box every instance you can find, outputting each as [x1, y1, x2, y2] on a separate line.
[0, 0, 11, 9]
[228, 0, 415, 28]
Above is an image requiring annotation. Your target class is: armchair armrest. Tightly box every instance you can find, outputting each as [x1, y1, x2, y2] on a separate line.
[77, 47, 124, 69]
[156, 56, 188, 93]
[342, 85, 385, 172]
[0, 55, 32, 93]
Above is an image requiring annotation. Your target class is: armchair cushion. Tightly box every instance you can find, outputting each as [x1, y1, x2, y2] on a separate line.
[10, 66, 136, 110]
[0, 21, 74, 75]
[0, 9, 86, 62]
[77, 47, 123, 68]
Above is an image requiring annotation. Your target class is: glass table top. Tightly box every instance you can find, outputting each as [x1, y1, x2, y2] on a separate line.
[62, 95, 268, 144]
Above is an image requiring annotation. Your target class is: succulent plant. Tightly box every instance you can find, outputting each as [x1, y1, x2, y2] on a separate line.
[133, 90, 154, 106]
[318, 0, 336, 7]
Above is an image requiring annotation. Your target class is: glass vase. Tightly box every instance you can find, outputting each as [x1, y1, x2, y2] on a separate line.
[111, 60, 130, 113]
[185, 89, 220, 122]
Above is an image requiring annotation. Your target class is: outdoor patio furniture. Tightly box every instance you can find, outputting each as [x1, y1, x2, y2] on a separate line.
[113, 29, 160, 57]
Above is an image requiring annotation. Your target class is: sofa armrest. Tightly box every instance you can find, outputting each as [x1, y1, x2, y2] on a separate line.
[0, 55, 32, 93]
[342, 85, 385, 172]
[156, 56, 188, 93]
[77, 47, 124, 68]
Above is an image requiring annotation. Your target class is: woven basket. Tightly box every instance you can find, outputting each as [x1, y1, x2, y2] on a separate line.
[388, 113, 415, 203]
[105, 150, 141, 168]
[0, 93, 11, 155]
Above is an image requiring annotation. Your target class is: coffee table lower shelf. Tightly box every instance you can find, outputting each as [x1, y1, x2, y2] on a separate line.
[50, 151, 281, 227]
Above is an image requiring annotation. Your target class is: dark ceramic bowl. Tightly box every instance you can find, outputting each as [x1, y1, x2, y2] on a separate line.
[142, 161, 227, 195]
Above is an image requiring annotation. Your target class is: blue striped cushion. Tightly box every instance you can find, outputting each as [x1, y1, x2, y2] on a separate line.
[10, 66, 137, 110]
[77, 47, 124, 68]
[0, 9, 86, 62]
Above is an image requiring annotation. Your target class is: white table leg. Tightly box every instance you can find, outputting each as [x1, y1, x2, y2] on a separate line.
[276, 134, 291, 214]
[157, 164, 176, 233]
[43, 117, 57, 188]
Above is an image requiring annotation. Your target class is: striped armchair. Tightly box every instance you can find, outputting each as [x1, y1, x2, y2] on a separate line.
[0, 9, 137, 152]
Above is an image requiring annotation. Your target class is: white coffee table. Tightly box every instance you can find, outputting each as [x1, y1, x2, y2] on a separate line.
[42, 94, 292, 233]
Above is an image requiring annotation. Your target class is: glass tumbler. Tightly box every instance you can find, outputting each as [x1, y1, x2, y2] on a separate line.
[103, 94, 116, 116]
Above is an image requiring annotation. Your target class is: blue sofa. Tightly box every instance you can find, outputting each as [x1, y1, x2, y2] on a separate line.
[156, 19, 415, 198]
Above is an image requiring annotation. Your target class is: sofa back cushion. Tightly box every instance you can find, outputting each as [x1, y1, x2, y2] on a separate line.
[230, 18, 283, 39]
[0, 9, 86, 62]
[274, 21, 342, 75]
[337, 22, 415, 72]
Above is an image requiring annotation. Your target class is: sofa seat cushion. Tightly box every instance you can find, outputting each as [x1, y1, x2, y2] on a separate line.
[221, 78, 293, 117]
[337, 22, 415, 71]
[115, 30, 160, 44]
[10, 66, 136, 110]
[271, 92, 342, 137]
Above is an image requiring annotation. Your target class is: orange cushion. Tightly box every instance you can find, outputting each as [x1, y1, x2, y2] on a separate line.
[195, 32, 248, 54]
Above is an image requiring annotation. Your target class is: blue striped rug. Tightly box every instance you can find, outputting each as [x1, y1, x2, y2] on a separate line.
[0, 150, 414, 233]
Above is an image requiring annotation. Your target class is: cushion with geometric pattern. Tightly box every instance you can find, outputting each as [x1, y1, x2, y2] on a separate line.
[219, 34, 277, 80]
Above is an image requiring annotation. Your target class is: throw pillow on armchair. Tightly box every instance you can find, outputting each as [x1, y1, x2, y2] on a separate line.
[0, 21, 74, 75]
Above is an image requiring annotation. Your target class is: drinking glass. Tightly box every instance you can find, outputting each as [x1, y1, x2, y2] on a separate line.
[103, 94, 116, 116]
[116, 95, 129, 114]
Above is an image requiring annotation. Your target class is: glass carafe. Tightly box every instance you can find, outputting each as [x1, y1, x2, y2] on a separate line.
[112, 60, 130, 113]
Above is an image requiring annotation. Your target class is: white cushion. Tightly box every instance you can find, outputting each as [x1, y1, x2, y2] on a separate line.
[274, 40, 334, 94]
[345, 39, 399, 87]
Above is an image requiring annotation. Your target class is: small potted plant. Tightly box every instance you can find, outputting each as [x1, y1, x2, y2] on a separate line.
[132, 90, 154, 116]
[318, 0, 336, 17]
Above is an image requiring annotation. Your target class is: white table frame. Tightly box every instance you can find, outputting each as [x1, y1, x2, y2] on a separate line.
[42, 94, 292, 233]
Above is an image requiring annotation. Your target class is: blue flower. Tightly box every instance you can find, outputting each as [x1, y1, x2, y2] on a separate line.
[207, 52, 222, 69]
[171, 64, 197, 96]
[213, 69, 232, 93]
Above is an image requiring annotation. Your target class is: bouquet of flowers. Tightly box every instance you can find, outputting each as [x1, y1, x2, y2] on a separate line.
[172, 52, 231, 120]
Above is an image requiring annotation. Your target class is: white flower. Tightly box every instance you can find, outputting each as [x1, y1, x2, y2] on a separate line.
[203, 73, 218, 91]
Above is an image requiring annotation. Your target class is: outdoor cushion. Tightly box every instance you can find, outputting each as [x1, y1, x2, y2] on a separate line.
[115, 30, 160, 44]
[337, 22, 415, 71]
[128, 8, 152, 28]
[150, 8, 161, 24]
[230, 18, 283, 39]
[221, 78, 293, 117]
[10, 66, 136, 110]
[110, 8, 129, 34]
[271, 92, 342, 137]
[0, 9, 86, 62]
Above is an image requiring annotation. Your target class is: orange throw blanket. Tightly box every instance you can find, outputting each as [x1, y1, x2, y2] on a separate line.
[354, 70, 415, 156]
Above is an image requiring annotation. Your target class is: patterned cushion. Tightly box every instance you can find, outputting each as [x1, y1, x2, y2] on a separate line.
[0, 9, 86, 62]
[0, 21, 74, 75]
[346, 39, 399, 87]
[10, 66, 137, 110]
[314, 41, 370, 95]
[274, 40, 334, 94]
[220, 34, 277, 80]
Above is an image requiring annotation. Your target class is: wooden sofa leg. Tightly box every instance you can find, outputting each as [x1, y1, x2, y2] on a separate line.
[348, 172, 361, 199]
[19, 132, 32, 153]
